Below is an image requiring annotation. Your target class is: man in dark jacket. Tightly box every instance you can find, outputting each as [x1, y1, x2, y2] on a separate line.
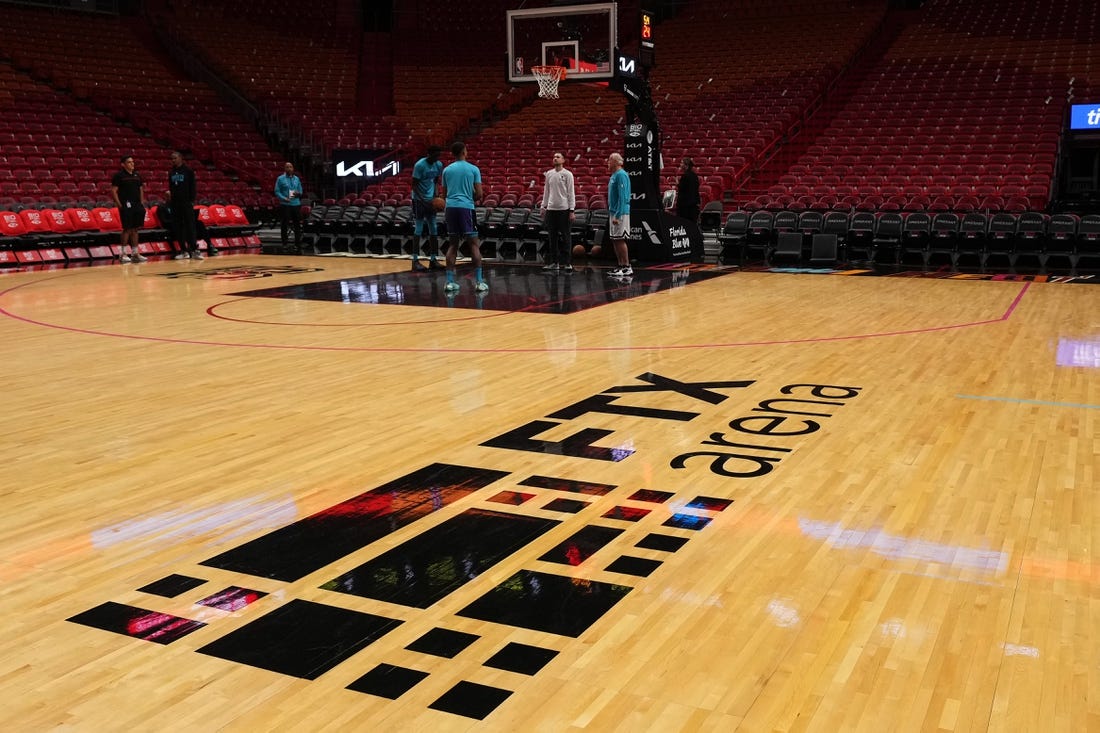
[168, 150, 201, 260]
[676, 157, 700, 223]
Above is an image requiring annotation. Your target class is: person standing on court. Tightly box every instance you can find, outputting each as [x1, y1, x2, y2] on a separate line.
[112, 154, 147, 263]
[606, 152, 632, 277]
[440, 141, 487, 292]
[274, 162, 303, 253]
[540, 151, 576, 273]
[168, 150, 201, 260]
[676, 157, 700, 223]
[410, 145, 444, 272]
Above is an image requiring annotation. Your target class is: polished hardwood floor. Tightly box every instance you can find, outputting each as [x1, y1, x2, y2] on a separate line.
[0, 253, 1097, 731]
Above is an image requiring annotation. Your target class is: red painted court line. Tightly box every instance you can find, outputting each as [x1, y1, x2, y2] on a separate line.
[0, 274, 1032, 354]
[206, 298, 516, 326]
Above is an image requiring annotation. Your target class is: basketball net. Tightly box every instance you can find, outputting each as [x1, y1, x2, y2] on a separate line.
[531, 65, 567, 99]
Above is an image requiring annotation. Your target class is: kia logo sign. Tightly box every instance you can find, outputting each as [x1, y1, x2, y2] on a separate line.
[332, 149, 401, 179]
[335, 159, 401, 178]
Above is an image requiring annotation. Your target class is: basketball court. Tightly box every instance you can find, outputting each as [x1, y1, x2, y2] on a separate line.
[0, 249, 1097, 730]
[1, 1, 1098, 729]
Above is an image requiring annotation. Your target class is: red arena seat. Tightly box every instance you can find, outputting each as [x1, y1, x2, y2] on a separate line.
[207, 203, 233, 225]
[91, 207, 122, 231]
[66, 208, 98, 232]
[18, 208, 54, 234]
[43, 208, 76, 234]
[0, 210, 28, 238]
[225, 204, 249, 225]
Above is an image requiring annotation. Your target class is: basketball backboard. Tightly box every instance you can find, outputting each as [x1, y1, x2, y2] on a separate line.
[506, 2, 618, 84]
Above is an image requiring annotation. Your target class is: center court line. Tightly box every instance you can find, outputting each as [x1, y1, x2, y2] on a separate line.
[956, 394, 1100, 410]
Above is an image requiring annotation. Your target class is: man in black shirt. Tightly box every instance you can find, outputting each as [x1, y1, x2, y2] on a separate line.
[111, 155, 147, 263]
[168, 150, 201, 260]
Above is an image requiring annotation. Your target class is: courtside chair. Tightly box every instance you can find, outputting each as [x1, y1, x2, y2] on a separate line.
[570, 209, 591, 242]
[769, 231, 804, 266]
[845, 211, 875, 263]
[1075, 215, 1100, 269]
[984, 213, 1019, 268]
[718, 212, 749, 265]
[771, 210, 799, 243]
[1013, 212, 1048, 268]
[809, 233, 839, 268]
[900, 212, 932, 266]
[956, 212, 989, 268]
[1043, 213, 1079, 269]
[745, 210, 774, 263]
[821, 211, 849, 259]
[871, 212, 903, 264]
[587, 210, 609, 247]
[0, 210, 30, 250]
[797, 210, 823, 240]
[928, 212, 960, 267]
[699, 201, 724, 232]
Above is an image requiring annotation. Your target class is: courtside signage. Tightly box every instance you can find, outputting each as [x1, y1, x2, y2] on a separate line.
[332, 149, 401, 179]
[1069, 103, 1100, 130]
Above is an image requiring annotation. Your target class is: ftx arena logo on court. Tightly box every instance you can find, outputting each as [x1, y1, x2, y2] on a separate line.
[68, 372, 863, 719]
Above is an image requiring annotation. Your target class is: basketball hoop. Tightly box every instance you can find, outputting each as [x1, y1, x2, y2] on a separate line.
[531, 65, 567, 99]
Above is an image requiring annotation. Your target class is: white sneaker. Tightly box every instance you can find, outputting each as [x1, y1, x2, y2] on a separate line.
[606, 267, 624, 277]
[620, 265, 633, 276]
[132, 253, 148, 263]
[192, 251, 204, 260]
[173, 253, 188, 260]
[444, 281, 460, 292]
[119, 253, 132, 263]
[475, 280, 489, 292]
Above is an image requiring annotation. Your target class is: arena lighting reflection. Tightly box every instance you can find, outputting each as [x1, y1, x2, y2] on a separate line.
[126, 611, 200, 640]
[1002, 643, 1040, 658]
[611, 439, 635, 463]
[341, 278, 380, 304]
[1056, 337, 1100, 368]
[797, 518, 1009, 574]
[91, 496, 298, 548]
[879, 618, 907, 639]
[766, 598, 801, 628]
[120, 590, 287, 641]
[657, 586, 723, 608]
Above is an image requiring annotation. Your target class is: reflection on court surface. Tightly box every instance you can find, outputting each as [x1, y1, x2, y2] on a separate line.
[231, 262, 733, 313]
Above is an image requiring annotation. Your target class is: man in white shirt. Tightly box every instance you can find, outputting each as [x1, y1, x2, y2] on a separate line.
[540, 152, 576, 273]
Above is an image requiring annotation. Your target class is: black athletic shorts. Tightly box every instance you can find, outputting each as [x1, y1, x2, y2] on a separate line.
[119, 200, 145, 229]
